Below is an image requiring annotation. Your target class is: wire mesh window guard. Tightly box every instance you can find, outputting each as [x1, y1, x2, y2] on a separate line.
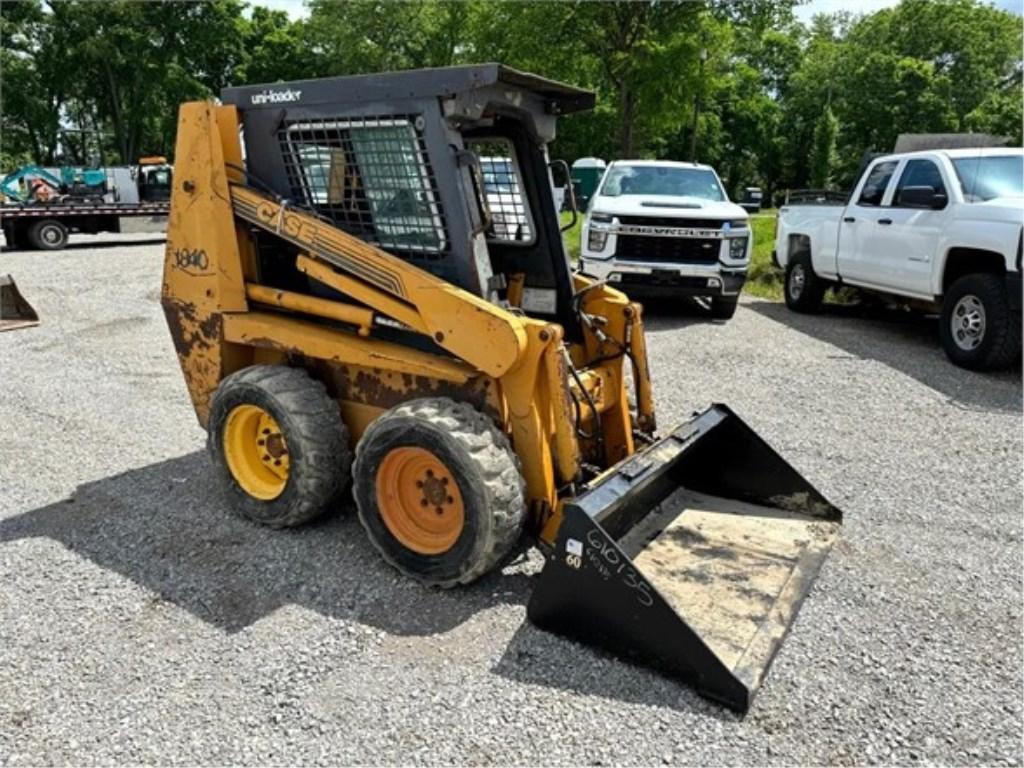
[469, 139, 534, 244]
[280, 117, 447, 255]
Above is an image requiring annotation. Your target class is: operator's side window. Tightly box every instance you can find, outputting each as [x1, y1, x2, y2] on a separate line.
[893, 159, 947, 207]
[281, 117, 447, 256]
[856, 160, 898, 207]
[465, 139, 535, 245]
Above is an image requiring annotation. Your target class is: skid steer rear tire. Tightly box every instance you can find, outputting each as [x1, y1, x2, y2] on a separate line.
[353, 398, 526, 588]
[208, 365, 351, 528]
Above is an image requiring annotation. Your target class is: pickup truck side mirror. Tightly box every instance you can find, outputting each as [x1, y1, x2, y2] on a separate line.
[899, 185, 947, 210]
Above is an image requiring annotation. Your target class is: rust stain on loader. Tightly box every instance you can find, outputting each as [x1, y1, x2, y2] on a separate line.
[162, 299, 214, 356]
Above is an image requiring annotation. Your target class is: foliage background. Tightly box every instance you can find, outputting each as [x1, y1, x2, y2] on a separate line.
[2, 0, 1021, 199]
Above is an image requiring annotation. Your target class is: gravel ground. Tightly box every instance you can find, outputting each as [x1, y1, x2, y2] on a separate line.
[0, 234, 1021, 766]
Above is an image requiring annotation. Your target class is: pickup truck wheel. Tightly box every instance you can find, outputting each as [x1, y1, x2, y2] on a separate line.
[784, 258, 825, 313]
[709, 295, 739, 320]
[940, 274, 1021, 370]
[27, 219, 69, 251]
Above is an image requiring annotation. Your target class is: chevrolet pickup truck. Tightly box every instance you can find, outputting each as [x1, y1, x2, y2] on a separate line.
[579, 160, 751, 320]
[775, 148, 1023, 370]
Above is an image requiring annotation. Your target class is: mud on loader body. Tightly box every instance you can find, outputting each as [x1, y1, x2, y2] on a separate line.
[162, 64, 841, 712]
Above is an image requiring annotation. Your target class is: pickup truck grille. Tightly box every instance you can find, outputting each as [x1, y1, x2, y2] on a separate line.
[613, 235, 721, 263]
[616, 215, 724, 229]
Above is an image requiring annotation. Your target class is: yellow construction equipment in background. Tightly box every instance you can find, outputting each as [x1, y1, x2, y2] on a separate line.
[162, 65, 841, 712]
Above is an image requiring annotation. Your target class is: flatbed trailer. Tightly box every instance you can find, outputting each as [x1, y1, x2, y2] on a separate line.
[0, 201, 169, 251]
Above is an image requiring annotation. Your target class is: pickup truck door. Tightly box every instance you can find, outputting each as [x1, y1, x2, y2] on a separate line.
[877, 157, 949, 297]
[836, 159, 900, 285]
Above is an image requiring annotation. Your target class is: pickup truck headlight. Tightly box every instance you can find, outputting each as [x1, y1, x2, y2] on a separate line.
[587, 212, 613, 253]
[588, 228, 608, 252]
[729, 236, 749, 260]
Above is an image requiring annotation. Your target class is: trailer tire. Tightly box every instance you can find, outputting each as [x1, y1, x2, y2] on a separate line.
[27, 219, 69, 251]
[353, 398, 526, 588]
[784, 255, 825, 313]
[208, 365, 352, 528]
[709, 295, 739, 320]
[939, 273, 1021, 370]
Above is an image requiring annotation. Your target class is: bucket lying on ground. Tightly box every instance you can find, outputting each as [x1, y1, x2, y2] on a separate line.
[0, 275, 39, 331]
[528, 404, 841, 713]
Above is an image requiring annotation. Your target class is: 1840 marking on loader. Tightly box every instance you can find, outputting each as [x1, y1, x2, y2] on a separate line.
[171, 247, 211, 275]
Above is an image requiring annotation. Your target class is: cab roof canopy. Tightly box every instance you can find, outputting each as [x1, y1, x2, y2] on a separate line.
[221, 63, 595, 117]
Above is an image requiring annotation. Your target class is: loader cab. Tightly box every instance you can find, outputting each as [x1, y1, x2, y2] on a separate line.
[221, 64, 593, 338]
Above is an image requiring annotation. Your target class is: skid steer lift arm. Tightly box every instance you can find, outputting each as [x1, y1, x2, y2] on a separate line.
[230, 183, 588, 514]
[163, 73, 842, 713]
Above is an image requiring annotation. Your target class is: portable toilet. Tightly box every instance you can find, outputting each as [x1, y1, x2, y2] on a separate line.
[570, 157, 606, 210]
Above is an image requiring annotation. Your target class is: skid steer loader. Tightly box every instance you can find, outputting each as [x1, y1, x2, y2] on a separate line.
[162, 64, 841, 712]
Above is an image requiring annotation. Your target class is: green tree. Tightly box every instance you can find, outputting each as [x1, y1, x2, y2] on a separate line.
[809, 104, 838, 188]
[1, 1, 70, 164]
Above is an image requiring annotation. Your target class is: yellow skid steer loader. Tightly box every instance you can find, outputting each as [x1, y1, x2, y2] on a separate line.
[162, 65, 841, 712]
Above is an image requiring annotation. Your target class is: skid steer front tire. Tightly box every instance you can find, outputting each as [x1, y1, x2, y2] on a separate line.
[208, 365, 351, 528]
[353, 398, 526, 588]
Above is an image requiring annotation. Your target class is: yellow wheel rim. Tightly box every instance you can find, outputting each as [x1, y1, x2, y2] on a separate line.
[376, 447, 464, 555]
[223, 404, 290, 500]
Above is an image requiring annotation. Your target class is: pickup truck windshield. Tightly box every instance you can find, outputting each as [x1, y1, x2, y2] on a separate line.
[952, 155, 1024, 202]
[600, 165, 725, 201]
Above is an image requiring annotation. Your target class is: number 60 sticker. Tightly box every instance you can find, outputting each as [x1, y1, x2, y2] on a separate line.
[565, 538, 583, 569]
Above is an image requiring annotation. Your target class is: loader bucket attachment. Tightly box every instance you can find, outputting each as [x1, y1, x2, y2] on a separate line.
[527, 404, 841, 713]
[0, 275, 39, 331]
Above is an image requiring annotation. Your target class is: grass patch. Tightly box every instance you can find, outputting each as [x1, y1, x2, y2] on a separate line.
[560, 209, 785, 301]
[745, 210, 783, 300]
[560, 210, 583, 261]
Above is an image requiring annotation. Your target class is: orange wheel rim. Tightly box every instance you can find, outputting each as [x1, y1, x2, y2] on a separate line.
[376, 446, 465, 555]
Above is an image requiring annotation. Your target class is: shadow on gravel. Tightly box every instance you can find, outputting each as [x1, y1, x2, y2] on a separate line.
[1, 450, 732, 716]
[636, 296, 722, 331]
[747, 299, 1022, 414]
[0, 451, 532, 637]
[491, 624, 737, 719]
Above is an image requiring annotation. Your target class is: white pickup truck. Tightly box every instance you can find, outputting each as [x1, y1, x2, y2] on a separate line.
[580, 160, 752, 320]
[774, 148, 1023, 370]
